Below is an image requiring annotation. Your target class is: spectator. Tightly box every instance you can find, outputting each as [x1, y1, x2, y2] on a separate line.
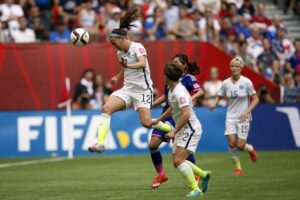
[105, 6, 122, 34]
[78, 0, 100, 42]
[266, 15, 285, 40]
[289, 38, 300, 72]
[270, 60, 282, 85]
[246, 25, 263, 59]
[172, 6, 197, 40]
[0, 21, 13, 42]
[144, 6, 166, 41]
[163, 0, 179, 39]
[27, 6, 49, 41]
[238, 0, 256, 19]
[0, 0, 24, 31]
[90, 74, 113, 110]
[72, 85, 92, 109]
[49, 19, 71, 43]
[203, 67, 226, 106]
[238, 40, 258, 72]
[198, 8, 221, 43]
[11, 16, 36, 43]
[196, 0, 221, 16]
[257, 84, 275, 103]
[251, 3, 272, 30]
[282, 73, 300, 103]
[257, 38, 278, 76]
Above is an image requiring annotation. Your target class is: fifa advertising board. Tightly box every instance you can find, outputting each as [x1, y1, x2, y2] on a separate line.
[0, 105, 299, 157]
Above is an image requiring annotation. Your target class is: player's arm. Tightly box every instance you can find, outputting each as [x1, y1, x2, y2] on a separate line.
[152, 94, 166, 107]
[126, 55, 147, 69]
[191, 89, 204, 105]
[209, 95, 221, 111]
[154, 107, 172, 123]
[110, 70, 124, 85]
[241, 93, 259, 121]
[166, 106, 189, 139]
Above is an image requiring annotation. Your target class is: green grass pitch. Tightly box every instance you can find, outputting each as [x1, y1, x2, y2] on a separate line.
[0, 151, 300, 200]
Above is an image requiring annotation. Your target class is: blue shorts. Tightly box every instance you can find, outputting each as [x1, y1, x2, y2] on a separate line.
[151, 118, 175, 142]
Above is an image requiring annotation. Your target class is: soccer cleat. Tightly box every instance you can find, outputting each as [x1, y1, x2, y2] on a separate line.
[249, 146, 258, 162]
[186, 189, 202, 197]
[234, 168, 243, 175]
[202, 171, 212, 193]
[88, 144, 105, 153]
[151, 174, 168, 189]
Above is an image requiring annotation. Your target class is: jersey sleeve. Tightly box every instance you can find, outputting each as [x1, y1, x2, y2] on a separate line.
[247, 79, 256, 96]
[134, 43, 147, 57]
[176, 88, 190, 108]
[182, 75, 202, 93]
[218, 81, 226, 97]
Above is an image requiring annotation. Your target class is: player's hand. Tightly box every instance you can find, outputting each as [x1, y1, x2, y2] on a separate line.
[240, 111, 249, 122]
[110, 76, 118, 85]
[166, 130, 175, 140]
[208, 103, 216, 111]
[151, 118, 160, 126]
[119, 58, 127, 68]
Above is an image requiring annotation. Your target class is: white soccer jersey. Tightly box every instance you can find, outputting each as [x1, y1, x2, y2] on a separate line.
[117, 42, 153, 91]
[218, 75, 256, 122]
[168, 83, 201, 130]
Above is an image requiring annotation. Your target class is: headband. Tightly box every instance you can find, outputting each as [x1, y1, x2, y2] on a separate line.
[109, 33, 125, 38]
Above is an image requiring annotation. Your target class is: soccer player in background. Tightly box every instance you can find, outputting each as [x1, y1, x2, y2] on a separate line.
[153, 62, 211, 197]
[88, 7, 172, 153]
[209, 56, 259, 175]
[150, 54, 204, 189]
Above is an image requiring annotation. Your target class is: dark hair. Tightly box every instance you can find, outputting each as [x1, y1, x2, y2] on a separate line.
[110, 7, 140, 37]
[164, 62, 183, 82]
[172, 54, 200, 75]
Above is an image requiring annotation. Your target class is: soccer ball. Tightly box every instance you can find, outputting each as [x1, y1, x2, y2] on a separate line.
[70, 28, 89, 47]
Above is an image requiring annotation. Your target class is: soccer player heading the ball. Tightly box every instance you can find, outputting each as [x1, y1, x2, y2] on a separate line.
[153, 62, 211, 198]
[150, 54, 204, 189]
[88, 7, 172, 153]
[209, 56, 259, 175]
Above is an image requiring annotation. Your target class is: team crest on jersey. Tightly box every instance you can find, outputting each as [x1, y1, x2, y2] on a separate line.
[179, 97, 187, 104]
[239, 85, 244, 90]
[139, 48, 145, 54]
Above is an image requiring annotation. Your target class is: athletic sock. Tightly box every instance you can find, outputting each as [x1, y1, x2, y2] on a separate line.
[97, 113, 111, 145]
[152, 121, 172, 132]
[229, 147, 242, 169]
[186, 154, 196, 164]
[185, 160, 207, 178]
[177, 161, 199, 190]
[244, 143, 253, 152]
[150, 148, 165, 176]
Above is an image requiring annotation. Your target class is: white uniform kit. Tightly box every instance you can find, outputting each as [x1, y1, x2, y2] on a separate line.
[218, 76, 256, 140]
[168, 83, 202, 154]
[112, 42, 153, 109]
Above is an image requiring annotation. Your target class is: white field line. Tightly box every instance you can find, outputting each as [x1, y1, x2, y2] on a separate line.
[0, 157, 67, 169]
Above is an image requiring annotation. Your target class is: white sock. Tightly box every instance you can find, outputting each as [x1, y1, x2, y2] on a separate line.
[244, 144, 253, 152]
[229, 147, 239, 161]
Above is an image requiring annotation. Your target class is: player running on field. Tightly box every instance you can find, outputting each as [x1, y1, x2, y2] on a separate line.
[150, 54, 204, 189]
[88, 7, 172, 153]
[209, 56, 259, 175]
[153, 62, 211, 198]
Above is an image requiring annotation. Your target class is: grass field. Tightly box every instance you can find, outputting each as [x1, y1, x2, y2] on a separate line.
[0, 151, 300, 200]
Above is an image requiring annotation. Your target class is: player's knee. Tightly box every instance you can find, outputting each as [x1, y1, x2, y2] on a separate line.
[228, 142, 236, 149]
[102, 104, 112, 115]
[149, 142, 158, 150]
[173, 157, 183, 168]
[237, 143, 245, 151]
[141, 120, 152, 128]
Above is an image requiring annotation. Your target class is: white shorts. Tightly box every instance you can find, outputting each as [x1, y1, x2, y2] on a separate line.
[172, 125, 202, 154]
[225, 121, 251, 140]
[111, 87, 153, 110]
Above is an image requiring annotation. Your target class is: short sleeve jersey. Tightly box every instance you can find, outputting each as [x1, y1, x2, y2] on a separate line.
[168, 83, 201, 129]
[117, 42, 153, 91]
[218, 76, 256, 122]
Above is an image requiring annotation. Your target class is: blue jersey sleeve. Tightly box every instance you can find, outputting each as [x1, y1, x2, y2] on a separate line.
[181, 74, 202, 93]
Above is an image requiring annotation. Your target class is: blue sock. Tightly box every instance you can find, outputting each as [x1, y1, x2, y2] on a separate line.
[150, 148, 164, 176]
[186, 154, 196, 164]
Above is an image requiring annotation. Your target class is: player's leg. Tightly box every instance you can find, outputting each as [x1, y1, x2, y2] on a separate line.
[173, 147, 202, 197]
[237, 121, 258, 162]
[227, 134, 242, 175]
[88, 92, 128, 153]
[149, 135, 168, 188]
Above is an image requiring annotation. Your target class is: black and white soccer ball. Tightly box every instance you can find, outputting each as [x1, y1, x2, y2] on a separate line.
[70, 28, 89, 47]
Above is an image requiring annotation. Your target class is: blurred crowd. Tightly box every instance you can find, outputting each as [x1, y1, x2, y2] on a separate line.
[1, 0, 300, 105]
